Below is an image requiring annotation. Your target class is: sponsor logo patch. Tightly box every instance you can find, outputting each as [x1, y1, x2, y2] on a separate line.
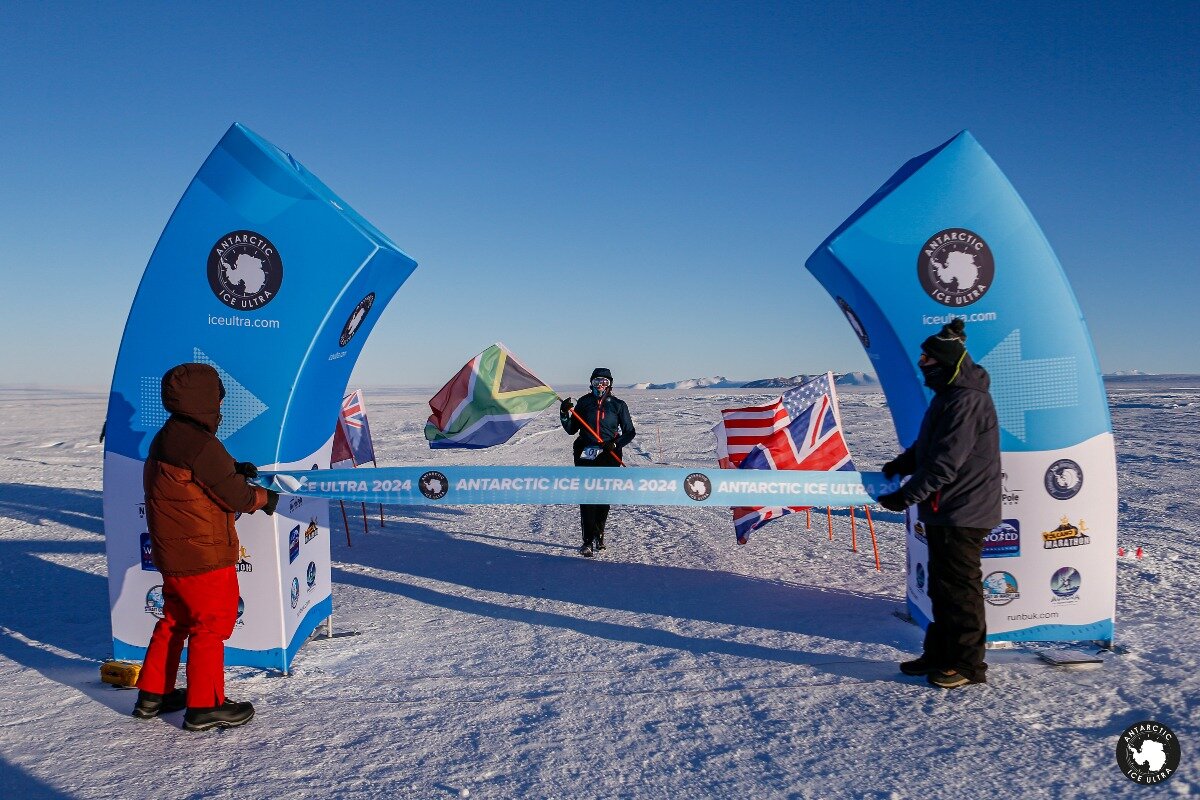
[983, 519, 1021, 558]
[983, 571, 1020, 606]
[1044, 459, 1083, 500]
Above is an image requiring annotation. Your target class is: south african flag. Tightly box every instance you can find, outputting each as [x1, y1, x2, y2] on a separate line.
[424, 343, 559, 448]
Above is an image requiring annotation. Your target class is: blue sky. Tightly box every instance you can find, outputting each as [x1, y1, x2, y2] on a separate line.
[2, 1, 1197, 387]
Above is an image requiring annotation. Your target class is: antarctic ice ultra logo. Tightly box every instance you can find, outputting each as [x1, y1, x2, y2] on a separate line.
[1116, 720, 1180, 784]
[684, 473, 712, 501]
[1045, 459, 1083, 500]
[836, 297, 870, 348]
[339, 292, 375, 347]
[918, 229, 993, 307]
[419, 471, 449, 500]
[207, 230, 283, 311]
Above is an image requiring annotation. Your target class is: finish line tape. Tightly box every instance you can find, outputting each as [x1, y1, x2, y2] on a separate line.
[258, 466, 899, 507]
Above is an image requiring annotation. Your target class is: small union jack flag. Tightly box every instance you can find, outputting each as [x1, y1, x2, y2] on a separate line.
[334, 389, 376, 466]
[715, 373, 856, 544]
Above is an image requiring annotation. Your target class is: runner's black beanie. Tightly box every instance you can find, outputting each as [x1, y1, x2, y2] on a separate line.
[590, 367, 613, 382]
[921, 319, 967, 367]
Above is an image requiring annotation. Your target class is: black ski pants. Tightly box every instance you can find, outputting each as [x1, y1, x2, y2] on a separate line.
[574, 446, 620, 548]
[923, 525, 988, 682]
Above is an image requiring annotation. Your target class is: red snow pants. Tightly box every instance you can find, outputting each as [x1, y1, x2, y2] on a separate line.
[137, 565, 239, 708]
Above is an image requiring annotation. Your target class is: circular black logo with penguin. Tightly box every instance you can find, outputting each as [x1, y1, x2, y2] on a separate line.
[339, 292, 375, 347]
[836, 297, 870, 348]
[918, 228, 993, 307]
[1044, 459, 1084, 500]
[419, 471, 449, 500]
[207, 230, 283, 311]
[1116, 721, 1180, 784]
[684, 473, 712, 501]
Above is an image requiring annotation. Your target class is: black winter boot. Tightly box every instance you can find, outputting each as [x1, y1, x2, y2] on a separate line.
[183, 700, 255, 731]
[132, 688, 188, 719]
[899, 657, 937, 676]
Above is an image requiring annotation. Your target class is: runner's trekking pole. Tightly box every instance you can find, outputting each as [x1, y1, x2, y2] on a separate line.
[556, 395, 626, 467]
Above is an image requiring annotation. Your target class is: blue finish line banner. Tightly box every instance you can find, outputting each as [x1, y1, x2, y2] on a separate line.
[260, 467, 899, 508]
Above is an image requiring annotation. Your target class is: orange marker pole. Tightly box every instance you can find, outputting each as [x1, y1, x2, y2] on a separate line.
[806, 508, 811, 529]
[864, 505, 880, 571]
[850, 505, 858, 552]
[559, 395, 626, 467]
[827, 506, 833, 540]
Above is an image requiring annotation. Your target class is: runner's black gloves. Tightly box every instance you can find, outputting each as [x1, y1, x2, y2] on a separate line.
[263, 489, 280, 515]
[881, 459, 903, 479]
[235, 462, 259, 479]
[602, 440, 618, 452]
[876, 491, 907, 512]
[560, 398, 574, 416]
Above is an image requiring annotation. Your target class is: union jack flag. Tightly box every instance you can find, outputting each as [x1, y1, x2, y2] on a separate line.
[714, 373, 855, 543]
[332, 389, 376, 466]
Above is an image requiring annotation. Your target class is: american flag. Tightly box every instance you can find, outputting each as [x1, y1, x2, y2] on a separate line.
[335, 389, 376, 466]
[714, 373, 855, 543]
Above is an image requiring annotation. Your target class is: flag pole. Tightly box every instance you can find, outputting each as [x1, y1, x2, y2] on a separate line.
[827, 506, 833, 540]
[556, 394, 626, 467]
[339, 500, 352, 547]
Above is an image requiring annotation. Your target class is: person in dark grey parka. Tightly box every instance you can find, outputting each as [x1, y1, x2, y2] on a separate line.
[876, 319, 1002, 689]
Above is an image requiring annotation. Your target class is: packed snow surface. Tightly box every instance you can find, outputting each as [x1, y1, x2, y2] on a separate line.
[0, 383, 1196, 798]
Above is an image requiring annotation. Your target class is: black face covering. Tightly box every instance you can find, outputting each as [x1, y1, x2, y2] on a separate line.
[920, 360, 952, 390]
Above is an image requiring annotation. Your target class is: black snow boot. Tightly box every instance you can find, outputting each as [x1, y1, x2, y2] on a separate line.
[597, 535, 606, 551]
[899, 657, 937, 676]
[132, 688, 188, 719]
[183, 700, 255, 731]
[579, 543, 594, 558]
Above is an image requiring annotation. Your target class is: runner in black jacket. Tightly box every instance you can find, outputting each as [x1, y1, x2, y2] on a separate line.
[877, 319, 1001, 689]
[560, 367, 635, 557]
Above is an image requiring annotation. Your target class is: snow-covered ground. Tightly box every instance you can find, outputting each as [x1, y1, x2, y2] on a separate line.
[0, 383, 1196, 798]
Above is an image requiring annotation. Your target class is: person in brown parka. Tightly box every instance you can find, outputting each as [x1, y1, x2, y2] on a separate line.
[133, 363, 279, 731]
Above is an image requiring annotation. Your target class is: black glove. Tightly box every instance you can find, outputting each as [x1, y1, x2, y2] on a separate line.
[263, 489, 280, 516]
[881, 459, 901, 479]
[235, 462, 259, 479]
[876, 491, 907, 512]
[602, 440, 618, 452]
[560, 398, 574, 416]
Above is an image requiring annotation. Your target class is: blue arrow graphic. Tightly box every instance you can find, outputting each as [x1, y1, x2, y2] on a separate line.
[979, 330, 1078, 442]
[193, 348, 268, 440]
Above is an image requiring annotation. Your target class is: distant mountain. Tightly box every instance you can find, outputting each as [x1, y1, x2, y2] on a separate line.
[641, 372, 877, 390]
[1105, 370, 1150, 377]
[645, 376, 744, 390]
[836, 371, 878, 386]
